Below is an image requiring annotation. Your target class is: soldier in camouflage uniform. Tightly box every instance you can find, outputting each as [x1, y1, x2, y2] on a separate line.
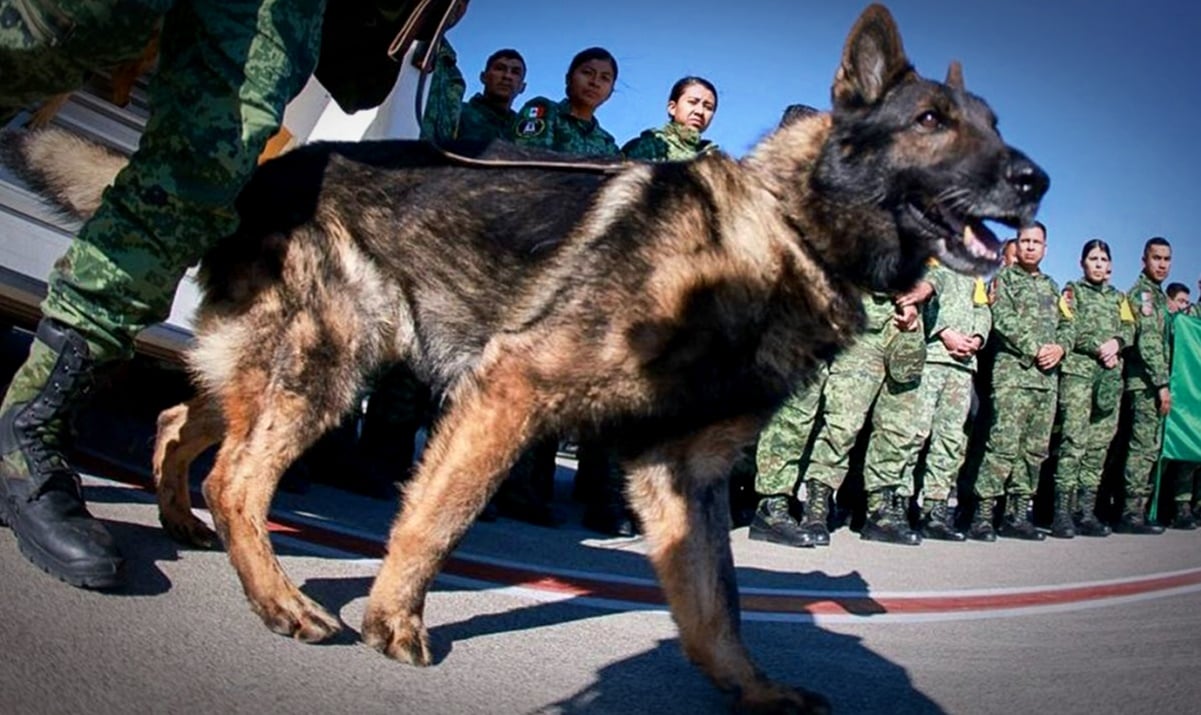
[0, 0, 447, 588]
[748, 364, 827, 548]
[514, 47, 619, 157]
[1116, 237, 1174, 534]
[972, 222, 1073, 542]
[621, 76, 719, 161]
[415, 0, 467, 145]
[457, 48, 526, 143]
[800, 292, 927, 546]
[1052, 240, 1135, 538]
[894, 260, 992, 541]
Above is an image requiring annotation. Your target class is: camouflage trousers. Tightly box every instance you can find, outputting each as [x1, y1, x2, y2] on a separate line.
[1122, 386, 1163, 499]
[1053, 372, 1120, 493]
[0, 0, 324, 363]
[975, 384, 1056, 499]
[902, 362, 973, 502]
[753, 363, 828, 497]
[806, 328, 921, 496]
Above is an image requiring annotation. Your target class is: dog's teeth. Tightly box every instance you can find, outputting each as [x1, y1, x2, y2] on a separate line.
[962, 224, 976, 247]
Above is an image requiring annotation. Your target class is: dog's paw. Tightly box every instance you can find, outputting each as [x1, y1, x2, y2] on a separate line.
[251, 591, 342, 643]
[734, 682, 831, 715]
[159, 513, 219, 549]
[361, 609, 433, 666]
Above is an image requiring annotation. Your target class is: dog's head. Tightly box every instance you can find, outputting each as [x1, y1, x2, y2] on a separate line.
[803, 4, 1048, 290]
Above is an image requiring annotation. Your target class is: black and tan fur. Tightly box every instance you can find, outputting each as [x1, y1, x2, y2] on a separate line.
[4, 6, 1047, 712]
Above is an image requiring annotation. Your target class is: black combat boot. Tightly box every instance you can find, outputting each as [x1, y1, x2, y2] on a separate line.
[1073, 488, 1111, 537]
[1113, 497, 1164, 535]
[748, 496, 815, 548]
[1169, 501, 1198, 531]
[580, 448, 635, 537]
[997, 494, 1045, 541]
[968, 496, 997, 542]
[0, 319, 122, 588]
[860, 488, 922, 545]
[920, 499, 966, 541]
[1050, 489, 1076, 539]
[800, 479, 832, 546]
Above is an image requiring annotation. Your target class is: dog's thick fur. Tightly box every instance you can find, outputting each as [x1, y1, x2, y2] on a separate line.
[5, 6, 1047, 712]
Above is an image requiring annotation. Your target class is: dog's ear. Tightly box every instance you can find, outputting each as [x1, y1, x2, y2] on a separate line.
[832, 4, 915, 109]
[946, 60, 964, 91]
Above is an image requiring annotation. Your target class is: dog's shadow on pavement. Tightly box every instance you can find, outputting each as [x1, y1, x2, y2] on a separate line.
[299, 559, 941, 714]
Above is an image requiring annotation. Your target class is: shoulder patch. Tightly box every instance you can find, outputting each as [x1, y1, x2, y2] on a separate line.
[1119, 296, 1136, 324]
[1140, 291, 1153, 316]
[516, 118, 546, 137]
[973, 277, 989, 306]
[1058, 293, 1074, 320]
[988, 277, 1001, 305]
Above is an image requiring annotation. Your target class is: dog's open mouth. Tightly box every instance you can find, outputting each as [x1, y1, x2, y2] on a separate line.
[904, 201, 1006, 275]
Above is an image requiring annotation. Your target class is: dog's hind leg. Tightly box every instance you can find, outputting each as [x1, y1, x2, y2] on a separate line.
[202, 373, 355, 643]
[152, 395, 223, 548]
[361, 357, 538, 665]
[624, 417, 830, 715]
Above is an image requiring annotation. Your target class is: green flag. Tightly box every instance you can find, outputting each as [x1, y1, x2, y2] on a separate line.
[1162, 314, 1201, 461]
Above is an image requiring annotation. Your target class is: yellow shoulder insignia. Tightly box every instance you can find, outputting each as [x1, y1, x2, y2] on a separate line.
[972, 278, 989, 306]
[1119, 296, 1136, 323]
[926, 256, 941, 268]
[1058, 294, 1074, 320]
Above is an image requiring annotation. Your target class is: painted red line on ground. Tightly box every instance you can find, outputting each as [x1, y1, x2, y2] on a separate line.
[80, 452, 1201, 616]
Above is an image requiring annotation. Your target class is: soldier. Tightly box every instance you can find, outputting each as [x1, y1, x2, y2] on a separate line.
[748, 365, 827, 548]
[1165, 282, 1191, 315]
[457, 48, 526, 142]
[513, 46, 619, 156]
[971, 222, 1074, 542]
[800, 292, 927, 546]
[1116, 237, 1173, 534]
[1052, 240, 1134, 538]
[894, 259, 992, 541]
[0, 1, 451, 588]
[416, 0, 469, 145]
[621, 76, 719, 160]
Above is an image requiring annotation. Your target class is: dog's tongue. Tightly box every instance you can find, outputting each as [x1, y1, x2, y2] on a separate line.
[963, 221, 999, 260]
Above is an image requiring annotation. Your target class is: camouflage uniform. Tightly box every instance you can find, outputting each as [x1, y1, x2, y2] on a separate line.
[417, 38, 465, 144]
[976, 265, 1074, 511]
[513, 97, 619, 156]
[1053, 280, 1134, 502]
[804, 292, 926, 543]
[754, 364, 828, 498]
[1120, 272, 1172, 526]
[457, 92, 517, 143]
[0, 0, 326, 588]
[621, 121, 717, 161]
[903, 264, 991, 504]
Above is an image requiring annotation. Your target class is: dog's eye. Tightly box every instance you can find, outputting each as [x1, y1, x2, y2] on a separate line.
[916, 111, 943, 130]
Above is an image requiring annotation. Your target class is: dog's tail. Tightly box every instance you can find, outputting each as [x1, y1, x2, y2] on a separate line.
[0, 127, 128, 221]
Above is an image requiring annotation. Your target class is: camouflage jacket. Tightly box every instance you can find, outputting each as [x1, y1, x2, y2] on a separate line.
[418, 39, 466, 145]
[1060, 279, 1135, 378]
[865, 292, 926, 384]
[922, 262, 992, 372]
[457, 93, 518, 143]
[1124, 272, 1172, 391]
[990, 264, 1075, 390]
[621, 121, 717, 161]
[513, 97, 619, 156]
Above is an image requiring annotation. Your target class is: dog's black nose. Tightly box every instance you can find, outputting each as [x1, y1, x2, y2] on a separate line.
[1007, 152, 1050, 202]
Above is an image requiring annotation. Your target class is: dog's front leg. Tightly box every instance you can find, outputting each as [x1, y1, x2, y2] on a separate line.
[362, 358, 539, 665]
[152, 395, 222, 548]
[625, 418, 830, 714]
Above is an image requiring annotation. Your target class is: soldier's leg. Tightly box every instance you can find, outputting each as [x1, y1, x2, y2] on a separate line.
[1117, 387, 1165, 534]
[997, 388, 1051, 541]
[860, 372, 923, 545]
[1051, 374, 1092, 537]
[970, 386, 1020, 541]
[920, 365, 972, 540]
[0, 0, 324, 587]
[748, 371, 825, 548]
[1073, 389, 1117, 536]
[804, 336, 885, 544]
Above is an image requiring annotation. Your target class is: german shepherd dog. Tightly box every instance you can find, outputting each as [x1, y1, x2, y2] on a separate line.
[4, 5, 1046, 711]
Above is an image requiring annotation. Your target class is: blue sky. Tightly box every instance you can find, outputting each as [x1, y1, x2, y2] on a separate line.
[449, 1, 1199, 294]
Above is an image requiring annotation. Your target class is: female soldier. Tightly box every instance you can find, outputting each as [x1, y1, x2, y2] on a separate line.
[621, 76, 719, 160]
[513, 47, 619, 155]
[1052, 239, 1135, 537]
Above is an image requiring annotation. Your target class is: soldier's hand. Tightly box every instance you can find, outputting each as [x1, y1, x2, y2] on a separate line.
[895, 281, 934, 308]
[1097, 338, 1121, 364]
[1158, 387, 1172, 416]
[1036, 344, 1065, 370]
[1101, 353, 1119, 369]
[894, 303, 920, 331]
